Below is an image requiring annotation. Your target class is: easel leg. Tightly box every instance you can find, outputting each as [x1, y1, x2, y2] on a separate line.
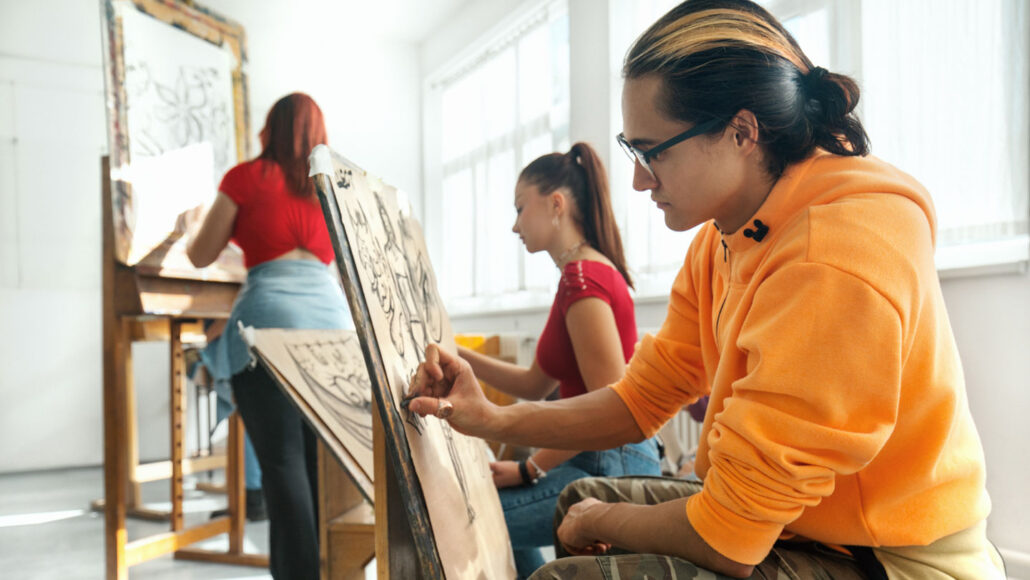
[320, 444, 329, 580]
[373, 412, 423, 579]
[125, 336, 143, 511]
[227, 411, 247, 552]
[374, 412, 389, 580]
[170, 319, 185, 531]
[103, 315, 130, 580]
[319, 441, 374, 580]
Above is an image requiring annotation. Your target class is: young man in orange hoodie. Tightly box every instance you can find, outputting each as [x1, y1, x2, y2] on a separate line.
[408, 1, 1003, 577]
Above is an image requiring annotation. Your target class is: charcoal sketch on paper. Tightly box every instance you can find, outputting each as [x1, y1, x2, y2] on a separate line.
[249, 329, 374, 491]
[101, 0, 246, 279]
[321, 148, 514, 578]
[287, 339, 374, 451]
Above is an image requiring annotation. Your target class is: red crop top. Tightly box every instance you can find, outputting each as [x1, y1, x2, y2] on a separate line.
[218, 159, 335, 268]
[535, 260, 637, 399]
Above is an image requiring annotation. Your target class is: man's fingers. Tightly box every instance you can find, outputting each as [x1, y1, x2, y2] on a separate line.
[409, 360, 443, 399]
[561, 541, 609, 557]
[436, 399, 453, 418]
[431, 343, 467, 382]
[407, 366, 423, 397]
[408, 396, 452, 418]
[424, 344, 443, 379]
[407, 396, 433, 417]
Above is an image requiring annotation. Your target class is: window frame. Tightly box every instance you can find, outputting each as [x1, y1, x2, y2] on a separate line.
[423, 0, 571, 316]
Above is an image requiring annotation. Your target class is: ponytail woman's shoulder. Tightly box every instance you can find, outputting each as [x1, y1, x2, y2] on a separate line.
[557, 259, 625, 310]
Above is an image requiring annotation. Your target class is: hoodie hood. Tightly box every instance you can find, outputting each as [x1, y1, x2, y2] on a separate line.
[720, 149, 937, 256]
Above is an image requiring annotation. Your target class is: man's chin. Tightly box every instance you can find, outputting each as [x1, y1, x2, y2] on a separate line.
[663, 213, 694, 232]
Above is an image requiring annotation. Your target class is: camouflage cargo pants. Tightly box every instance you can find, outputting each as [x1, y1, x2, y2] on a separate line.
[529, 476, 873, 580]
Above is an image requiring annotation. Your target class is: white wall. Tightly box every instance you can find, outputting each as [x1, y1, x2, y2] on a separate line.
[426, 1, 1030, 575]
[0, 0, 107, 472]
[941, 271, 1030, 576]
[204, 0, 423, 210]
[0, 0, 423, 472]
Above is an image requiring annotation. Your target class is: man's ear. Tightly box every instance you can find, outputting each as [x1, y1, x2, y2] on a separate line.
[729, 109, 760, 154]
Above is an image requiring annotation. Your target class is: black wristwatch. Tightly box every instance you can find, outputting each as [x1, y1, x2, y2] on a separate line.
[518, 460, 534, 485]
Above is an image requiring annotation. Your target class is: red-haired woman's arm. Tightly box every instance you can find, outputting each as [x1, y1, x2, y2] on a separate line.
[187, 192, 238, 268]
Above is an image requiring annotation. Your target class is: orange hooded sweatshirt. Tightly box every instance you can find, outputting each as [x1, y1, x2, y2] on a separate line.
[612, 150, 991, 565]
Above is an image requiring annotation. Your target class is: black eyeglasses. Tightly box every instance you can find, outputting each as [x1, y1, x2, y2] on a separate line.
[616, 117, 723, 179]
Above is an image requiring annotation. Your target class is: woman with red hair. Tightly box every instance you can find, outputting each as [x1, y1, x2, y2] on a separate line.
[189, 92, 352, 579]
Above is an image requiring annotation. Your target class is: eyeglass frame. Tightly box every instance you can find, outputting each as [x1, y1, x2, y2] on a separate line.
[616, 117, 724, 178]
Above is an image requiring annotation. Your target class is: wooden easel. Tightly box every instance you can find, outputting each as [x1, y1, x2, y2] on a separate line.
[316, 413, 426, 580]
[92, 318, 229, 522]
[101, 158, 268, 579]
[315, 416, 407, 580]
[312, 166, 446, 578]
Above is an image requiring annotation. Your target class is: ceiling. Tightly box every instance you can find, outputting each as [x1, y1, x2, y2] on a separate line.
[288, 0, 473, 43]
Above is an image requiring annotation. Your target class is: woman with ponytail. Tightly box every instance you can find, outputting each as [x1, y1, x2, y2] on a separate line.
[408, 1, 1002, 578]
[457, 141, 661, 578]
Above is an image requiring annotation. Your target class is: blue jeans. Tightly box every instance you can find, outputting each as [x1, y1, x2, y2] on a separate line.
[500, 439, 661, 579]
[200, 332, 262, 490]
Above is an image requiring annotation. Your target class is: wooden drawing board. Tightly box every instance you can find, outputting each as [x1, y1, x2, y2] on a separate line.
[310, 145, 516, 579]
[249, 328, 375, 502]
[100, 0, 249, 282]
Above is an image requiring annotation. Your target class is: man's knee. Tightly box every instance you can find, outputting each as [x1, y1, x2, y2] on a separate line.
[528, 555, 603, 580]
[555, 477, 609, 516]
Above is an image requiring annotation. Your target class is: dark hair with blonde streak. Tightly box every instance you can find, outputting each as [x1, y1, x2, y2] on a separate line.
[624, 0, 869, 178]
[519, 142, 633, 289]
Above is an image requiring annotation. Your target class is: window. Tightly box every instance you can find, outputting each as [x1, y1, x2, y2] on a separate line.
[424, 0, 570, 314]
[615, 0, 1028, 291]
[858, 0, 1029, 274]
[611, 0, 859, 296]
[610, 0, 697, 298]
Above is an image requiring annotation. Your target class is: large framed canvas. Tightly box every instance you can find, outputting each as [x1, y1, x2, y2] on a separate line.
[100, 0, 249, 281]
[310, 145, 516, 579]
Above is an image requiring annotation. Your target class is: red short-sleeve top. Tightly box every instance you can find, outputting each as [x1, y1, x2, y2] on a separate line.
[535, 260, 637, 399]
[218, 159, 335, 268]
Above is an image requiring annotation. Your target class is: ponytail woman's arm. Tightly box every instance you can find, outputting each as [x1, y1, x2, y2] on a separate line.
[490, 296, 636, 488]
[458, 346, 559, 401]
[564, 297, 629, 395]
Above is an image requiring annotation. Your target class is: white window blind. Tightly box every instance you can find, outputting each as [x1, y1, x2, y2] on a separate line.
[424, 0, 570, 313]
[611, 0, 853, 297]
[617, 0, 1028, 291]
[859, 0, 1029, 274]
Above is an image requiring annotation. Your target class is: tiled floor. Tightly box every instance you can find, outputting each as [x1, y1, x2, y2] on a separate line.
[0, 466, 278, 579]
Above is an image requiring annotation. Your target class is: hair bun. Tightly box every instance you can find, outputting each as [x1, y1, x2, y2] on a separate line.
[803, 66, 828, 95]
[801, 66, 848, 123]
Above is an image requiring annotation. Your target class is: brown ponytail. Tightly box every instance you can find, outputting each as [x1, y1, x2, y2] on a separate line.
[519, 142, 633, 289]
